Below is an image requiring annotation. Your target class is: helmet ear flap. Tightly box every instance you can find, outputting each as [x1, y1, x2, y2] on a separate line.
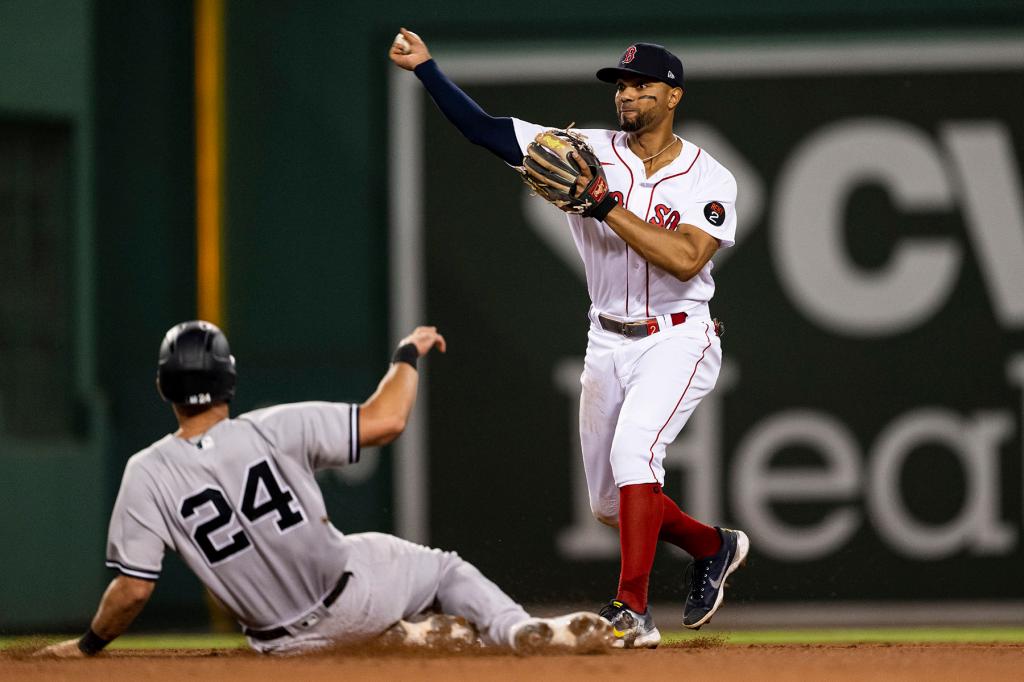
[157, 321, 237, 405]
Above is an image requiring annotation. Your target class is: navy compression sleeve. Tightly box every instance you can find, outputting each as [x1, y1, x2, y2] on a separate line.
[413, 59, 523, 166]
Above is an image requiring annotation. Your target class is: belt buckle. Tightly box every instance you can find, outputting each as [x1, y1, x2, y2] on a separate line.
[622, 321, 650, 337]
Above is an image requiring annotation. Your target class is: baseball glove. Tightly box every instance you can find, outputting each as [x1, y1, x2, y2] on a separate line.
[518, 127, 617, 221]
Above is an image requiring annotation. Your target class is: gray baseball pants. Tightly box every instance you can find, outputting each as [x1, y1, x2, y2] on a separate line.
[247, 532, 530, 654]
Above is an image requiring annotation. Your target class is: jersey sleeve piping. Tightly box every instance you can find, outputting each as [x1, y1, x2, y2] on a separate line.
[105, 560, 160, 581]
[349, 404, 360, 464]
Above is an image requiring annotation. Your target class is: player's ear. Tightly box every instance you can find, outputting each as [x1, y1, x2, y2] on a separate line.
[667, 86, 683, 110]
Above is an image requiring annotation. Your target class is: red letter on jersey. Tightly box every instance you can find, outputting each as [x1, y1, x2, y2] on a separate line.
[649, 204, 681, 231]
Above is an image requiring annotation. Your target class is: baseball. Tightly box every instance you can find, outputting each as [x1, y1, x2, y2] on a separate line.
[393, 32, 411, 55]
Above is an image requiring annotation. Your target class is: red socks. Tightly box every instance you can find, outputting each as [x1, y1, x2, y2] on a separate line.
[615, 484, 722, 613]
[616, 484, 662, 613]
[659, 494, 722, 559]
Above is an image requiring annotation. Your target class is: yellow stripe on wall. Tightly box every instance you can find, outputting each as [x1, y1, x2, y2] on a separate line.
[195, 0, 225, 327]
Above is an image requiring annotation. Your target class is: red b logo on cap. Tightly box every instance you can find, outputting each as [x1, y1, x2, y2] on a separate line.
[622, 45, 637, 64]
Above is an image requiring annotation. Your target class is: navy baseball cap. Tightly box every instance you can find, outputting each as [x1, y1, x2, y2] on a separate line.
[596, 43, 684, 90]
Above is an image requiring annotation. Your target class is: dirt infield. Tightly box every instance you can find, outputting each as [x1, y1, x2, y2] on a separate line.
[4, 642, 1023, 682]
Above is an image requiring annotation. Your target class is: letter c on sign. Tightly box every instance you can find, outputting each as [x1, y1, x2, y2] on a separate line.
[772, 119, 961, 336]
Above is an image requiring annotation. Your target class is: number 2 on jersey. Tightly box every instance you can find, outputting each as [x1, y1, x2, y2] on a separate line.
[180, 459, 306, 564]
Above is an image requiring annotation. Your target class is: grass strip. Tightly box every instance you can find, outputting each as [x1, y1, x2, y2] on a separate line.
[664, 627, 1024, 645]
[0, 633, 246, 650]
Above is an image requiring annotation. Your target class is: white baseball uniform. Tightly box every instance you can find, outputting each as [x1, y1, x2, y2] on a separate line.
[106, 401, 529, 654]
[512, 121, 737, 524]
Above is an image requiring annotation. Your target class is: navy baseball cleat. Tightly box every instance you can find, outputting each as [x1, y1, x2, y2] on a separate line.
[599, 600, 661, 649]
[681, 527, 750, 629]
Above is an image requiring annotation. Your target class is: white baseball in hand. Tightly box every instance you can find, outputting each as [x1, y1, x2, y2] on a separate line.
[393, 32, 411, 55]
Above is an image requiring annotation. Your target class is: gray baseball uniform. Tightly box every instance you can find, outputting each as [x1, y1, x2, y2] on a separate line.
[106, 401, 529, 653]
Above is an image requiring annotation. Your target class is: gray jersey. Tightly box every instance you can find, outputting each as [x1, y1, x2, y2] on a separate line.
[105, 401, 360, 629]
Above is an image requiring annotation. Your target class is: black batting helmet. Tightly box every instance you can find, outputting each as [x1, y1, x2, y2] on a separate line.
[156, 320, 237, 405]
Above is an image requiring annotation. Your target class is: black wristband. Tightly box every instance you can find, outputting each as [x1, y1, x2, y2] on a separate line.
[392, 342, 419, 369]
[584, 194, 617, 222]
[78, 628, 111, 656]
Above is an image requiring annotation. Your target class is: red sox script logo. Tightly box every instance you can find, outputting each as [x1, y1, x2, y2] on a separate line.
[649, 203, 681, 231]
[622, 45, 637, 65]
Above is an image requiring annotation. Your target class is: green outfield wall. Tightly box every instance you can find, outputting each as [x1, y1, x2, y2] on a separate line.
[0, 0, 1021, 630]
[0, 0, 107, 630]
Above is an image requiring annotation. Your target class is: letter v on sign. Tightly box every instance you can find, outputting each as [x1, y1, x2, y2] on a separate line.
[942, 122, 1024, 328]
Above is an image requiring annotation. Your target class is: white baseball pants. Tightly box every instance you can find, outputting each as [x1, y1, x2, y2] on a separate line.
[579, 314, 722, 526]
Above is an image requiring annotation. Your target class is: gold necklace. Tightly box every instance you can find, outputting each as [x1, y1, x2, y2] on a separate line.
[635, 136, 681, 163]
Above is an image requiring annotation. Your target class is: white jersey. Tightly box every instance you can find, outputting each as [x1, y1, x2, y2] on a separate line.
[105, 401, 360, 630]
[512, 120, 738, 320]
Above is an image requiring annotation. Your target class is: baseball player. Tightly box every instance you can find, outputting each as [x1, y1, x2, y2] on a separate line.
[37, 320, 611, 657]
[390, 29, 750, 648]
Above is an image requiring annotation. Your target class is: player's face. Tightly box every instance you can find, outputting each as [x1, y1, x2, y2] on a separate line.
[615, 77, 672, 132]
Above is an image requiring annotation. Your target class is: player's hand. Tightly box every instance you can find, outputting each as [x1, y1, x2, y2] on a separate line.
[389, 28, 431, 71]
[399, 326, 447, 357]
[34, 638, 86, 658]
[570, 151, 594, 198]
